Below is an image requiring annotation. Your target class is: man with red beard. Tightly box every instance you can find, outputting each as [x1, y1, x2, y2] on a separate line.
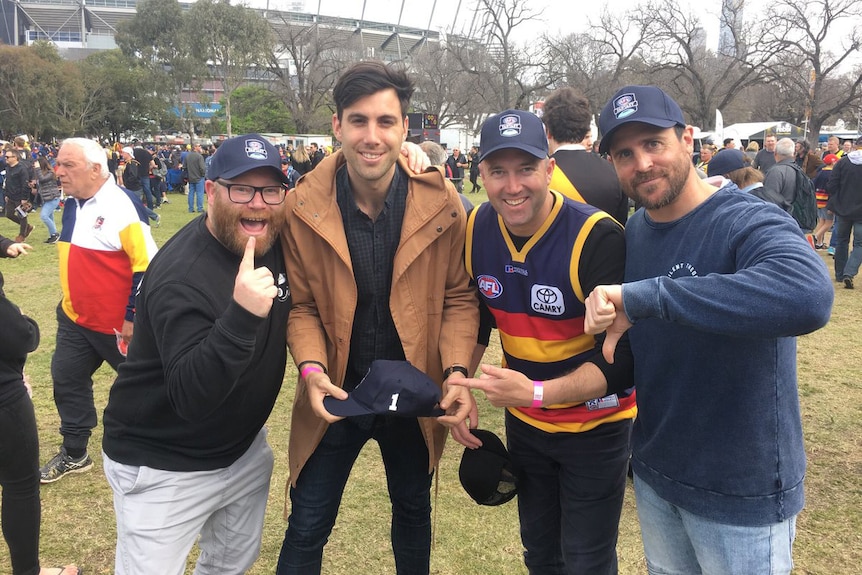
[102, 134, 292, 575]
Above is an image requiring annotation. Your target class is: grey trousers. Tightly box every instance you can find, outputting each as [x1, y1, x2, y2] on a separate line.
[103, 428, 274, 575]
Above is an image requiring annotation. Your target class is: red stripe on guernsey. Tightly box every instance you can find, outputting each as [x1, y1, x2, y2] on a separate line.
[509, 392, 638, 433]
[493, 308, 584, 340]
[62, 245, 134, 334]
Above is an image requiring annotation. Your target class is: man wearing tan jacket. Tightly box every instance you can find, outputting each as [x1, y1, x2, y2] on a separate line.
[277, 60, 479, 575]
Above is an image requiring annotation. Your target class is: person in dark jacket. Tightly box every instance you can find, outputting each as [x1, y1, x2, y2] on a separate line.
[3, 150, 34, 242]
[826, 136, 862, 288]
[795, 139, 824, 179]
[0, 234, 81, 575]
[542, 86, 629, 224]
[34, 156, 61, 243]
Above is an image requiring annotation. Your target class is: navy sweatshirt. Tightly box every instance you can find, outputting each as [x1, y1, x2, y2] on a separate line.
[622, 184, 833, 526]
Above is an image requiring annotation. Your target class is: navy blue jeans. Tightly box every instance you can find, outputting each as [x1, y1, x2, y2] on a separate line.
[506, 411, 633, 575]
[276, 415, 432, 575]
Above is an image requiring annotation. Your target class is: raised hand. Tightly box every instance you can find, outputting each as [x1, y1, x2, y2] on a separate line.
[584, 285, 631, 364]
[232, 236, 277, 317]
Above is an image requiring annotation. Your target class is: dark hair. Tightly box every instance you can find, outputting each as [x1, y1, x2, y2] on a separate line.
[723, 138, 733, 146]
[542, 87, 591, 143]
[333, 61, 415, 120]
[37, 155, 53, 173]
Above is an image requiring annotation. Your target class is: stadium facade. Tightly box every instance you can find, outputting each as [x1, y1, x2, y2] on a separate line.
[0, 0, 443, 114]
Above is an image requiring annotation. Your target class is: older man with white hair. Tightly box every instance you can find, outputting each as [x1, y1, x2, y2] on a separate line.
[761, 137, 802, 213]
[39, 138, 158, 484]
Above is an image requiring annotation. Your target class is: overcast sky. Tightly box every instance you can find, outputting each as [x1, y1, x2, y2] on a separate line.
[245, 0, 857, 70]
[253, 0, 728, 48]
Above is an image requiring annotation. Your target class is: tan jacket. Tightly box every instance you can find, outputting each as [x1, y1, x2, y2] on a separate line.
[281, 151, 479, 489]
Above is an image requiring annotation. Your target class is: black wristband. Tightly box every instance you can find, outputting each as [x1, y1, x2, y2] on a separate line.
[298, 361, 327, 375]
[443, 365, 469, 379]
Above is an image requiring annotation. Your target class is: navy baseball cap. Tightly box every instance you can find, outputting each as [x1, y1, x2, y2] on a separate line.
[459, 429, 518, 506]
[707, 148, 747, 177]
[477, 109, 548, 163]
[206, 134, 289, 184]
[323, 360, 446, 418]
[598, 86, 687, 154]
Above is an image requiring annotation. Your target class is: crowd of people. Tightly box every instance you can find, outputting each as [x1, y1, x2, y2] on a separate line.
[0, 60, 855, 575]
[700, 130, 862, 288]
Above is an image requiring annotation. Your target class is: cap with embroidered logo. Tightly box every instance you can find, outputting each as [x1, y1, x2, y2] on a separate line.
[598, 86, 687, 154]
[206, 133, 289, 184]
[477, 109, 549, 164]
[323, 360, 446, 418]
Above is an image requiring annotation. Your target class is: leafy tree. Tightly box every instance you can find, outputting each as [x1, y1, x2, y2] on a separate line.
[115, 0, 207, 138]
[0, 43, 66, 140]
[210, 85, 295, 134]
[187, 0, 275, 137]
[76, 49, 163, 142]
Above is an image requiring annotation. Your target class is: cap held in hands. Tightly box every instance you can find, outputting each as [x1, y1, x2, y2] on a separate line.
[323, 360, 446, 418]
[459, 429, 518, 506]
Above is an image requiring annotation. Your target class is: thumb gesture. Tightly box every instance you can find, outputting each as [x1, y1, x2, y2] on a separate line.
[233, 237, 276, 317]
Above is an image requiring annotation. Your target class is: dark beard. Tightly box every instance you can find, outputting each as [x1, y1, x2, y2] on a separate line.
[623, 156, 691, 211]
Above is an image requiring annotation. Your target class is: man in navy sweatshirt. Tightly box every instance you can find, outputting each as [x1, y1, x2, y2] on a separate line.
[584, 86, 833, 575]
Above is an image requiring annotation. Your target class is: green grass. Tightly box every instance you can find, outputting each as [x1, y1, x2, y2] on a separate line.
[1, 191, 859, 574]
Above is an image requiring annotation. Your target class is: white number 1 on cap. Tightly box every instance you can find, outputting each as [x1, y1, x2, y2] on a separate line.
[389, 393, 400, 412]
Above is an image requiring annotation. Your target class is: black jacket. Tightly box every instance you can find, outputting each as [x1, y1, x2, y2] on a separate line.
[826, 151, 862, 219]
[102, 216, 291, 471]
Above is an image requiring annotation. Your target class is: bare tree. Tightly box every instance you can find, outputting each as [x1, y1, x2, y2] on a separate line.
[471, 0, 551, 110]
[541, 8, 654, 122]
[643, 0, 778, 129]
[187, 0, 275, 137]
[762, 0, 862, 144]
[265, 14, 361, 134]
[409, 40, 486, 129]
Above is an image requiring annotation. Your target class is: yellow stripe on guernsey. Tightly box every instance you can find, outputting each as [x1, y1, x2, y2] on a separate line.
[58, 182, 157, 334]
[550, 164, 586, 203]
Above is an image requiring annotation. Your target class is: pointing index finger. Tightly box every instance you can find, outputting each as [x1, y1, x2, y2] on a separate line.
[240, 236, 256, 270]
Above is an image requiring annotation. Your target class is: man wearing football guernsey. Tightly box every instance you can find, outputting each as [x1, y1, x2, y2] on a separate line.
[39, 138, 158, 484]
[454, 110, 636, 575]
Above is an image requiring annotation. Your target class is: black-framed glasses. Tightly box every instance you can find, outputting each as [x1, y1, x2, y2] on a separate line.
[217, 179, 286, 205]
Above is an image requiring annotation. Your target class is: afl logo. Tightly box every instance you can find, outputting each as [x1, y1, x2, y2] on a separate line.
[477, 275, 503, 299]
[613, 93, 638, 119]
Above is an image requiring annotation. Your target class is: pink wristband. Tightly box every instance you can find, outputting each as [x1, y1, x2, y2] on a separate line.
[301, 365, 323, 379]
[532, 380, 544, 408]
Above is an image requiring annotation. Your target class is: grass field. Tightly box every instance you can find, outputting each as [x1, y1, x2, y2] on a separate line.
[1, 190, 860, 574]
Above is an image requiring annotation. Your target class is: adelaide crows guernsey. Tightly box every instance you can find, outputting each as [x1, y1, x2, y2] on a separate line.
[466, 191, 636, 433]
